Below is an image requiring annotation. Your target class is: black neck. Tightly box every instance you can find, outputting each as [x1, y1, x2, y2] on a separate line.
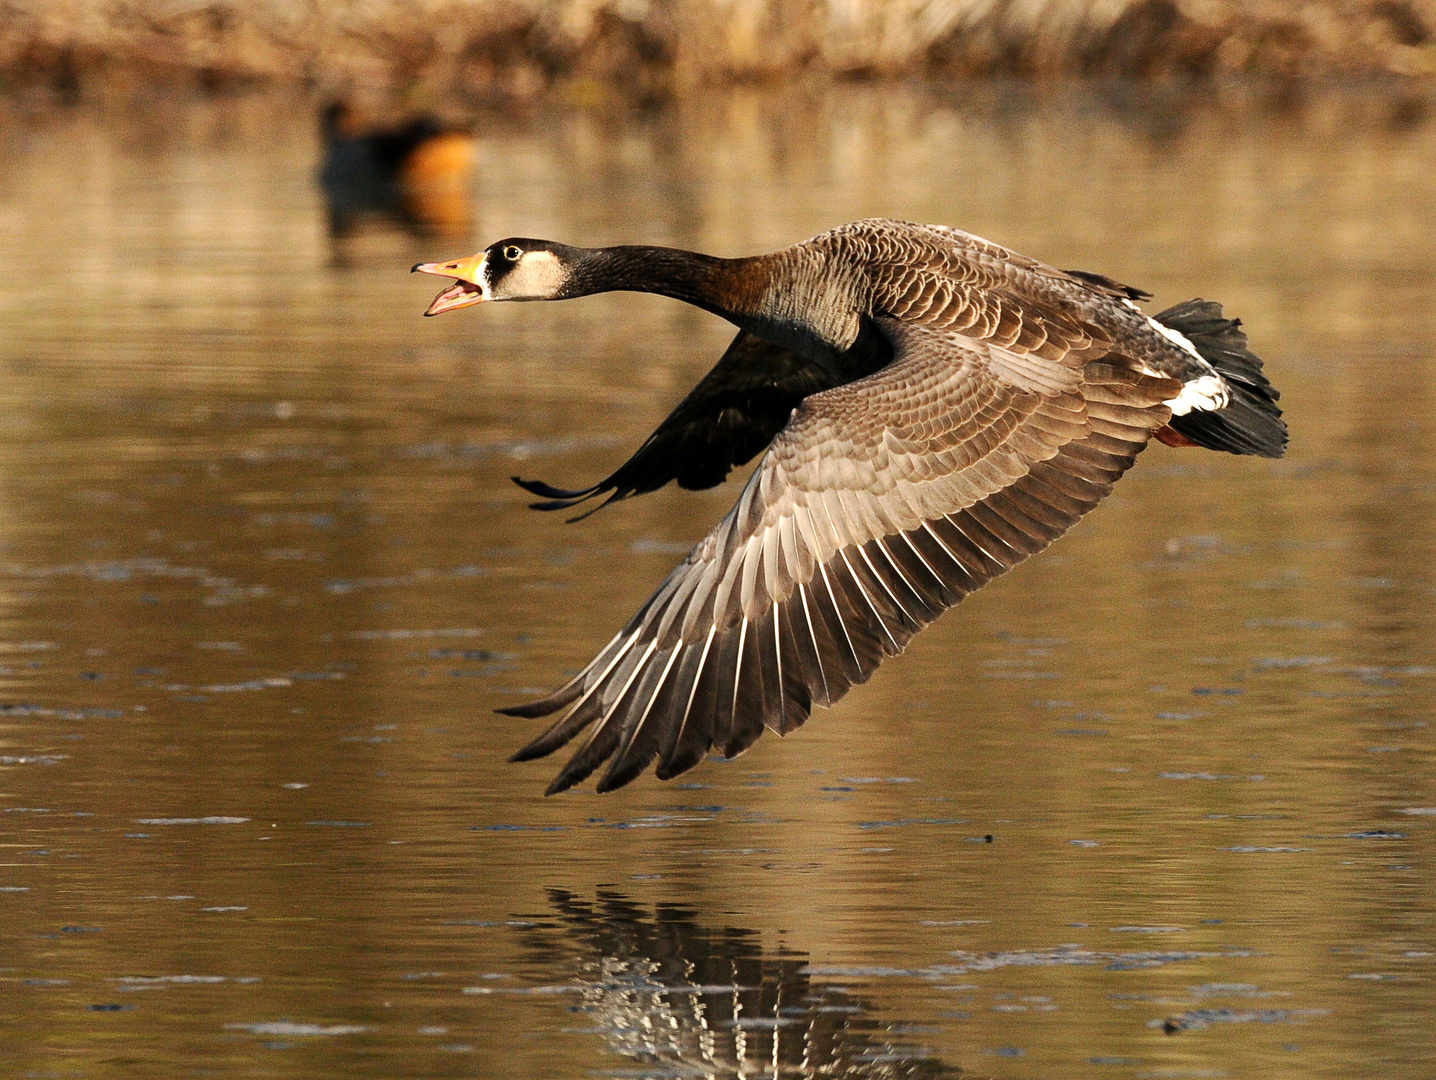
[553, 242, 863, 367]
[560, 246, 762, 322]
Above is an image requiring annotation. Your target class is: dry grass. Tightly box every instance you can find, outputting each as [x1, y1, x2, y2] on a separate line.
[3, 0, 1435, 105]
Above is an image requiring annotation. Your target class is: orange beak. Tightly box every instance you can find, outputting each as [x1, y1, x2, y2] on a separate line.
[412, 253, 486, 316]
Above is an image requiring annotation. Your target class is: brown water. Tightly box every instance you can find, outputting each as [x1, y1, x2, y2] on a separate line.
[1, 85, 1434, 1079]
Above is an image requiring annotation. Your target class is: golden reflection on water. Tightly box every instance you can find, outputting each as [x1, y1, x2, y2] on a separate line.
[0, 85, 1433, 1078]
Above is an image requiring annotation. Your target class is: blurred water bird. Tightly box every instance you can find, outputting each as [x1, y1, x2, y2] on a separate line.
[319, 102, 475, 237]
[414, 219, 1286, 794]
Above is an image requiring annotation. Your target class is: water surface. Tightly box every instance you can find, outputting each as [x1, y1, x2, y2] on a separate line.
[1, 86, 1433, 1078]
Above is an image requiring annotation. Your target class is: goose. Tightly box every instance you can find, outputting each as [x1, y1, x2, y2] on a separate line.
[319, 102, 475, 237]
[414, 219, 1286, 794]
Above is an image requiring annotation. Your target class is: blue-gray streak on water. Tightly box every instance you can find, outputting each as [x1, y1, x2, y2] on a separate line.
[0, 86, 1433, 1079]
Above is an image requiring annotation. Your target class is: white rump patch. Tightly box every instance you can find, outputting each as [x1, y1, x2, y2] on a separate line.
[1165, 374, 1230, 416]
[1144, 314, 1229, 413]
[1146, 315, 1204, 361]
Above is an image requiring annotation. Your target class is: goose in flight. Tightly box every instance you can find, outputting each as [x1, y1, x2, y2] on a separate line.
[414, 219, 1286, 794]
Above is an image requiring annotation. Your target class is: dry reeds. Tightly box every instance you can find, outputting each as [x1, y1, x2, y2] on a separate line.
[3, 0, 1434, 105]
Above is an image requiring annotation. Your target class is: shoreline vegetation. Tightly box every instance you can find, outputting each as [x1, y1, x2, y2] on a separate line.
[3, 0, 1435, 111]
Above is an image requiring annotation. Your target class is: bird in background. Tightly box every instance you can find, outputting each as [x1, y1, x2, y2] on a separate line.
[414, 219, 1285, 795]
[319, 101, 476, 238]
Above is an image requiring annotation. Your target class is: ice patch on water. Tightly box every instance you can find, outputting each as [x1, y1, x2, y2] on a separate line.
[227, 1021, 366, 1036]
[134, 817, 248, 825]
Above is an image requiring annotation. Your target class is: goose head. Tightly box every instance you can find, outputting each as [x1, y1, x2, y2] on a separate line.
[413, 239, 575, 315]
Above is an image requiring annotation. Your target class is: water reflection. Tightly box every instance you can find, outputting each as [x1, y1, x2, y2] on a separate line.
[518, 889, 967, 1079]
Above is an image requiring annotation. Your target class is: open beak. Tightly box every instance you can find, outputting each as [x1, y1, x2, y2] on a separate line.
[412, 253, 487, 316]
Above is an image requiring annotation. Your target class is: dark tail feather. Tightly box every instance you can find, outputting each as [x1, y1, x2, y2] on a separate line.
[1155, 299, 1287, 459]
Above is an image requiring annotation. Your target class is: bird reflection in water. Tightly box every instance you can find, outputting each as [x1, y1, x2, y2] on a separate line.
[514, 889, 968, 1079]
[318, 102, 476, 238]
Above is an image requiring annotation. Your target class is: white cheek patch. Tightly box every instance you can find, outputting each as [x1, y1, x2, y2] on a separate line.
[508, 251, 567, 298]
[1146, 315, 1204, 361]
[1165, 374, 1230, 416]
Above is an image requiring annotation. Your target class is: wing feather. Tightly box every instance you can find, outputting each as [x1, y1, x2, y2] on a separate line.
[512, 330, 852, 516]
[507, 275, 1185, 791]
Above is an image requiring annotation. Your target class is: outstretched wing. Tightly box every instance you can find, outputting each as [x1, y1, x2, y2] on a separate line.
[502, 319, 1182, 793]
[514, 330, 860, 517]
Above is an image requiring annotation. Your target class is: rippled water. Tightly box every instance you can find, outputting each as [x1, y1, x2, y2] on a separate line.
[1, 85, 1433, 1078]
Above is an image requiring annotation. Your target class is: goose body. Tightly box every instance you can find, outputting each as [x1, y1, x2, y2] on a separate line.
[415, 219, 1286, 794]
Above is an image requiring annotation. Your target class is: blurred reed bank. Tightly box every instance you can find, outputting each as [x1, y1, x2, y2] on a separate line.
[3, 0, 1436, 107]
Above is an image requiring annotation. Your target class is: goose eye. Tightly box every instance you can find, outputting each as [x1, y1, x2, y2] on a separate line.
[502, 245, 523, 262]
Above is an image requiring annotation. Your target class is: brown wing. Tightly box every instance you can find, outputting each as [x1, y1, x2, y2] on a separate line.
[849, 221, 1124, 359]
[502, 318, 1182, 794]
[849, 220, 1236, 392]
